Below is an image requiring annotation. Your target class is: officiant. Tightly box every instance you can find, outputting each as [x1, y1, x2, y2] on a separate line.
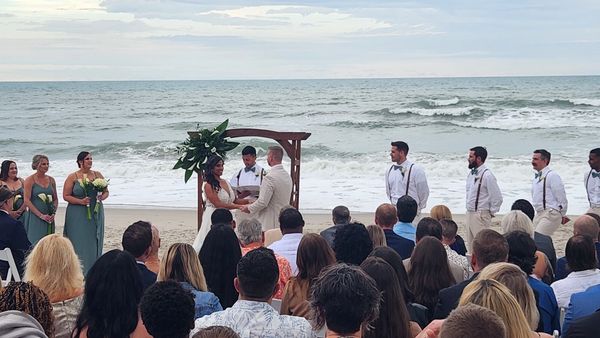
[230, 145, 266, 204]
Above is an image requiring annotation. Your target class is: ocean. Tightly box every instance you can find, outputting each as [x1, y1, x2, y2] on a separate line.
[1, 76, 599, 214]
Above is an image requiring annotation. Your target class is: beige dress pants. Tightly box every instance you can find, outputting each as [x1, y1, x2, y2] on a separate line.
[466, 210, 492, 249]
[533, 209, 562, 236]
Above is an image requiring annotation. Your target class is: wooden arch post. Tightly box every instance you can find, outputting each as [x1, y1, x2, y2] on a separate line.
[191, 128, 311, 230]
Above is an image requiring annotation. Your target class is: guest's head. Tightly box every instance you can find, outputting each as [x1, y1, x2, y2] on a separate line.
[199, 224, 241, 308]
[374, 203, 398, 229]
[31, 154, 49, 172]
[158, 243, 208, 292]
[241, 145, 257, 168]
[122, 220, 153, 261]
[532, 149, 551, 170]
[468, 146, 488, 168]
[140, 281, 195, 338]
[390, 141, 409, 163]
[76, 151, 92, 169]
[366, 224, 387, 248]
[459, 279, 533, 338]
[573, 215, 599, 241]
[333, 222, 373, 265]
[566, 235, 598, 272]
[361, 257, 412, 338]
[505, 230, 537, 275]
[0, 281, 54, 337]
[396, 195, 418, 223]
[267, 145, 284, 166]
[0, 160, 17, 181]
[211, 208, 235, 229]
[311, 264, 380, 336]
[439, 304, 506, 338]
[585, 212, 600, 241]
[471, 229, 509, 272]
[236, 218, 263, 246]
[235, 247, 279, 301]
[278, 207, 304, 235]
[0, 186, 14, 211]
[369, 246, 414, 303]
[149, 225, 161, 258]
[501, 210, 534, 238]
[430, 205, 453, 221]
[511, 199, 535, 221]
[440, 218, 459, 245]
[332, 205, 351, 225]
[24, 234, 84, 303]
[415, 217, 443, 242]
[478, 263, 539, 330]
[192, 326, 241, 338]
[296, 233, 336, 287]
[589, 148, 600, 171]
[74, 249, 143, 338]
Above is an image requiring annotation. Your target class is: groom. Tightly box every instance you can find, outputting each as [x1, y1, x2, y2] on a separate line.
[241, 146, 293, 230]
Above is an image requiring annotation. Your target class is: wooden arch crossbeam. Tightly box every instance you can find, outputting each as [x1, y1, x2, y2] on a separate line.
[189, 128, 311, 229]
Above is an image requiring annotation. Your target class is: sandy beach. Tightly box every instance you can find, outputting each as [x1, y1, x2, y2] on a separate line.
[50, 205, 575, 259]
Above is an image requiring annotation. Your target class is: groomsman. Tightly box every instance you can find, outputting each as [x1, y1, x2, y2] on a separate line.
[586, 148, 600, 216]
[531, 149, 568, 236]
[465, 146, 503, 247]
[385, 141, 429, 215]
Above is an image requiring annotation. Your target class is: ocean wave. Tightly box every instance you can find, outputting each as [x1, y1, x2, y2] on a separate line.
[326, 120, 395, 129]
[425, 97, 461, 107]
[565, 98, 600, 107]
[404, 106, 482, 117]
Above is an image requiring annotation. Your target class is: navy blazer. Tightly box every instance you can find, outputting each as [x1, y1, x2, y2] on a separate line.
[565, 310, 600, 338]
[137, 262, 157, 291]
[433, 273, 479, 319]
[383, 229, 415, 260]
[0, 211, 31, 279]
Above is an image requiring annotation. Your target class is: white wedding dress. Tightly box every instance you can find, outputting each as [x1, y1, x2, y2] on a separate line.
[192, 182, 236, 252]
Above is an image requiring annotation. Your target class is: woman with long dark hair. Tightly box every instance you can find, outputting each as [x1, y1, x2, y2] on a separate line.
[192, 155, 248, 251]
[0, 160, 27, 222]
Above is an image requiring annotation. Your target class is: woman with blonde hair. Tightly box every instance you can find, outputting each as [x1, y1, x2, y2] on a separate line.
[24, 154, 58, 245]
[366, 224, 387, 248]
[157, 243, 222, 319]
[459, 279, 552, 338]
[24, 234, 84, 338]
[430, 205, 466, 256]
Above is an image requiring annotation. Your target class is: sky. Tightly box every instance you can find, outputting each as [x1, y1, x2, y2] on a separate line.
[1, 0, 600, 81]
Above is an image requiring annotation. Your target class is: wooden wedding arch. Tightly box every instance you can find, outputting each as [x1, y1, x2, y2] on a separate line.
[190, 128, 311, 229]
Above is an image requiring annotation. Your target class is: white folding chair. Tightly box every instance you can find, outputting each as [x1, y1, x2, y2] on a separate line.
[0, 247, 21, 286]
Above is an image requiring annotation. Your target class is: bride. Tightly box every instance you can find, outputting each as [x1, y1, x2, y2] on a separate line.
[193, 155, 248, 251]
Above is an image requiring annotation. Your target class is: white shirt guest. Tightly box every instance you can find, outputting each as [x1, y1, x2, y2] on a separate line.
[385, 141, 429, 213]
[267, 208, 305, 275]
[531, 150, 568, 236]
[585, 148, 600, 216]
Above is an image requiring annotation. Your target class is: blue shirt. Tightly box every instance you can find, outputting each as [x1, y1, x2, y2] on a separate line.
[563, 284, 600, 333]
[180, 282, 223, 319]
[393, 222, 416, 242]
[528, 276, 561, 334]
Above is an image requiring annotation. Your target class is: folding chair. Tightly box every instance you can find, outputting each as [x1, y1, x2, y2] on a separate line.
[0, 247, 21, 286]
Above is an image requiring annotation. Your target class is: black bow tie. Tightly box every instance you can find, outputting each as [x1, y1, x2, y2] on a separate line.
[245, 167, 256, 173]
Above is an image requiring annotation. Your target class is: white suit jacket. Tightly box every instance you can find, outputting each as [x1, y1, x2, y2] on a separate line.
[247, 164, 293, 230]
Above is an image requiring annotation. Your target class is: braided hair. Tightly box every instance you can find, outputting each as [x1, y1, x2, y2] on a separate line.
[0, 281, 55, 337]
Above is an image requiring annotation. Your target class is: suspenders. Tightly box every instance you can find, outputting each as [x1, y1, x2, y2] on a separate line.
[404, 164, 414, 196]
[236, 168, 264, 186]
[474, 169, 488, 211]
[586, 170, 593, 207]
[541, 170, 552, 210]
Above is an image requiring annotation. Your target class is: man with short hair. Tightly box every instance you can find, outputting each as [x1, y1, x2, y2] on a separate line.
[433, 229, 509, 319]
[465, 146, 503, 248]
[375, 203, 414, 259]
[140, 281, 195, 338]
[268, 208, 304, 275]
[385, 141, 429, 214]
[242, 146, 293, 231]
[555, 215, 600, 280]
[191, 248, 315, 337]
[211, 208, 236, 229]
[585, 148, 600, 216]
[0, 186, 30, 278]
[230, 146, 266, 200]
[531, 149, 569, 236]
[440, 219, 470, 278]
[320, 205, 351, 248]
[439, 304, 506, 338]
[122, 220, 156, 290]
[512, 199, 557, 270]
[393, 195, 418, 242]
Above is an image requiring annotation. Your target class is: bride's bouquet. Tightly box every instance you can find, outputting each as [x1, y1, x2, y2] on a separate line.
[37, 193, 55, 234]
[92, 178, 109, 215]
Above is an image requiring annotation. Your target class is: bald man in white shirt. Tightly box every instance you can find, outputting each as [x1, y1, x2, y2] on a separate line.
[465, 146, 503, 248]
[385, 141, 429, 216]
[585, 148, 600, 216]
[531, 149, 569, 236]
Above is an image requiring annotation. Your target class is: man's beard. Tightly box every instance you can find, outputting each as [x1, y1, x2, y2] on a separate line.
[468, 161, 477, 169]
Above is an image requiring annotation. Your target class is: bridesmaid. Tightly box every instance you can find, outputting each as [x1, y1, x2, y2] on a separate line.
[0, 160, 27, 223]
[63, 151, 109, 275]
[23, 155, 58, 245]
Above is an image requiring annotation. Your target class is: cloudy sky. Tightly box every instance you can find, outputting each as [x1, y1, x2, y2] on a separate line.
[1, 0, 599, 81]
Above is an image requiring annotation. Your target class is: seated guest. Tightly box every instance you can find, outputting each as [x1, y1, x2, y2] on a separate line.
[0, 281, 54, 337]
[320, 205, 351, 247]
[0, 186, 31, 278]
[564, 310, 600, 338]
[191, 248, 314, 337]
[433, 229, 509, 319]
[440, 219, 470, 279]
[439, 303, 506, 338]
[563, 283, 600, 333]
[551, 235, 600, 308]
[394, 195, 418, 241]
[556, 215, 600, 280]
[145, 225, 161, 274]
[140, 281, 195, 338]
[366, 224, 386, 248]
[157, 243, 222, 319]
[268, 207, 304, 275]
[24, 234, 84, 338]
[237, 218, 291, 299]
[585, 212, 600, 240]
[333, 222, 373, 265]
[408, 237, 456, 320]
[0, 310, 49, 338]
[375, 203, 414, 259]
[199, 224, 242, 309]
[73, 249, 151, 338]
[211, 208, 236, 229]
[430, 204, 466, 256]
[505, 231, 560, 334]
[122, 220, 157, 290]
[361, 257, 422, 337]
[310, 264, 380, 338]
[511, 199, 557, 270]
[280, 233, 335, 319]
[193, 326, 241, 338]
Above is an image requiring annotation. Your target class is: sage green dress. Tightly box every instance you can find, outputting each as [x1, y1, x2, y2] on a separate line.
[63, 182, 104, 275]
[26, 183, 55, 245]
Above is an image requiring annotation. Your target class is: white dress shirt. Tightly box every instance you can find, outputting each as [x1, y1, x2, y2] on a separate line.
[268, 233, 303, 275]
[531, 166, 568, 216]
[585, 169, 600, 207]
[551, 269, 600, 308]
[465, 164, 503, 214]
[385, 159, 429, 211]
[230, 164, 265, 199]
